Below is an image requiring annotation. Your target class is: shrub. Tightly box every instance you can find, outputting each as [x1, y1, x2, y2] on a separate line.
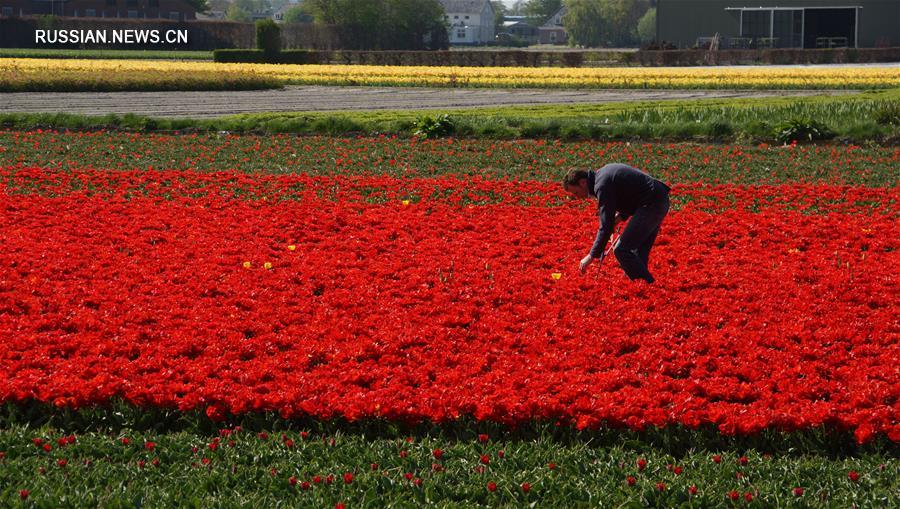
[874, 102, 900, 125]
[278, 50, 308, 65]
[213, 49, 267, 63]
[561, 52, 584, 68]
[213, 49, 308, 65]
[707, 121, 734, 138]
[772, 119, 834, 144]
[413, 114, 455, 139]
[256, 19, 282, 59]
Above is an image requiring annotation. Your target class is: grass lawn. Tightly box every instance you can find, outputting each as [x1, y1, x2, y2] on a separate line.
[0, 48, 212, 60]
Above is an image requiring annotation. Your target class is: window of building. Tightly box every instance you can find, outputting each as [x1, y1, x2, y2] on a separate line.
[85, 8, 96, 16]
[127, 9, 138, 17]
[126, 0, 137, 6]
[740, 10, 771, 39]
[464, 15, 469, 19]
[1, 6, 13, 16]
[106, 0, 116, 6]
[149, 0, 158, 7]
[169, 11, 179, 20]
[453, 15, 458, 19]
[456, 28, 466, 38]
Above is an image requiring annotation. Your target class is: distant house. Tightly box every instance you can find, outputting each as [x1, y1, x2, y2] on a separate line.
[0, 0, 197, 19]
[501, 20, 538, 44]
[438, 0, 494, 45]
[539, 5, 567, 45]
[248, 9, 272, 21]
[272, 4, 289, 22]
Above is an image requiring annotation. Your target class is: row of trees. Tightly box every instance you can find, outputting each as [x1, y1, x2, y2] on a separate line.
[565, 0, 656, 47]
[214, 0, 658, 49]
[221, 0, 448, 49]
[492, 0, 655, 47]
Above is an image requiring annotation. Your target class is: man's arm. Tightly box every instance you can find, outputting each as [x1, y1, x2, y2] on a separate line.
[588, 191, 617, 259]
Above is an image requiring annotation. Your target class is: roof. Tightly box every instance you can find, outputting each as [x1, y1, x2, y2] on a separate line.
[437, 0, 491, 15]
[503, 21, 535, 28]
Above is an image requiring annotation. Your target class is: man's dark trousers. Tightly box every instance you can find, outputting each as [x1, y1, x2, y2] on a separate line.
[613, 193, 670, 283]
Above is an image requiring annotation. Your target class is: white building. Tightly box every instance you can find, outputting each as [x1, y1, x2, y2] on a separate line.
[438, 0, 495, 45]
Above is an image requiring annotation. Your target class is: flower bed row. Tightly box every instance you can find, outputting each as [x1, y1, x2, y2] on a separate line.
[2, 131, 897, 187]
[3, 58, 899, 90]
[1, 171, 896, 443]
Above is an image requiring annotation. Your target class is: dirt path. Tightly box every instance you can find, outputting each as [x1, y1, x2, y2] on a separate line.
[0, 86, 856, 118]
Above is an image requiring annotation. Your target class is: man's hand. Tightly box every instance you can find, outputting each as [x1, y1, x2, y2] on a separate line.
[579, 254, 594, 273]
[614, 212, 626, 225]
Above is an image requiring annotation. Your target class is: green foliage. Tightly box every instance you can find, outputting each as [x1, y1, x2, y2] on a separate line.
[225, 3, 252, 22]
[492, 1, 507, 33]
[0, 402, 897, 508]
[0, 48, 211, 60]
[256, 18, 283, 57]
[772, 118, 835, 144]
[1, 121, 897, 188]
[183, 0, 210, 12]
[564, 0, 651, 47]
[282, 4, 314, 23]
[636, 7, 656, 43]
[413, 114, 455, 139]
[305, 0, 447, 50]
[223, 0, 283, 21]
[524, 0, 562, 22]
[213, 48, 269, 63]
[873, 101, 900, 125]
[34, 15, 58, 31]
[562, 0, 604, 47]
[214, 48, 309, 64]
[1, 89, 898, 148]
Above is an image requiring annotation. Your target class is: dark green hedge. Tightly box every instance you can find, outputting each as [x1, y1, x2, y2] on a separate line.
[213, 49, 310, 64]
[213, 47, 900, 67]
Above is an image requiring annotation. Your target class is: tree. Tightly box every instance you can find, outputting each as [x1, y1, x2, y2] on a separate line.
[226, 0, 265, 21]
[384, 0, 448, 50]
[185, 0, 210, 12]
[283, 5, 314, 23]
[226, 3, 252, 21]
[492, 1, 507, 34]
[563, 0, 650, 47]
[601, 0, 649, 46]
[507, 0, 527, 15]
[563, 0, 603, 47]
[524, 0, 561, 22]
[636, 7, 655, 43]
[305, 0, 447, 50]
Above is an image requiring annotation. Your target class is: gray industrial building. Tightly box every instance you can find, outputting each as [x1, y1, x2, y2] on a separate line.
[657, 0, 900, 49]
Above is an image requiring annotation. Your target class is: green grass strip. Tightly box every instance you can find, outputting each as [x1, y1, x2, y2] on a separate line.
[0, 48, 212, 60]
[1, 88, 898, 143]
[1, 402, 897, 508]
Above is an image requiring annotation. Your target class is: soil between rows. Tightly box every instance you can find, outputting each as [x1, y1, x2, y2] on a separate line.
[0, 86, 858, 118]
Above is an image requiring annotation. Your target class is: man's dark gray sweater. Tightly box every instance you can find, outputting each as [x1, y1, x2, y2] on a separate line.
[587, 163, 671, 258]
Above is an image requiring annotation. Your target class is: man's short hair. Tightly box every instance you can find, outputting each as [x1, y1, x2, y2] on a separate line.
[563, 168, 590, 189]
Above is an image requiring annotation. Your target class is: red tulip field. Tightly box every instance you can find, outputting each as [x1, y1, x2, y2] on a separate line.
[0, 132, 896, 507]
